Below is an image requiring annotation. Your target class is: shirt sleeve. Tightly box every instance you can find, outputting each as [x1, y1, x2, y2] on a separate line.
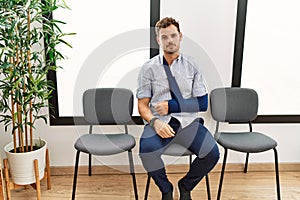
[136, 64, 152, 99]
[191, 61, 208, 97]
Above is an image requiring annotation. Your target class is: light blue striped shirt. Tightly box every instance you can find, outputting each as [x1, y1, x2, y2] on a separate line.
[136, 53, 207, 128]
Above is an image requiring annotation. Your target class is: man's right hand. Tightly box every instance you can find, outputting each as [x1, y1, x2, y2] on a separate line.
[153, 119, 175, 138]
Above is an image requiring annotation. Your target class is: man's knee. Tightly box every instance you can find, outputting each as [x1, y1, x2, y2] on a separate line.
[207, 144, 220, 164]
[139, 138, 158, 154]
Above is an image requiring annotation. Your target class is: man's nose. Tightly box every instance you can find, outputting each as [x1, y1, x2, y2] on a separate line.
[167, 37, 174, 44]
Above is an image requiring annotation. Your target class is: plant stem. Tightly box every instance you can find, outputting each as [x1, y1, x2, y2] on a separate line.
[14, 23, 24, 153]
[27, 7, 34, 151]
[9, 57, 17, 153]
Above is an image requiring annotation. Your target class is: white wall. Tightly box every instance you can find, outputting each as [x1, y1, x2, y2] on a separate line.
[1, 0, 300, 170]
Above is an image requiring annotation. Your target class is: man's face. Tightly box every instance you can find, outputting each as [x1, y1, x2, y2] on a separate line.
[157, 24, 182, 55]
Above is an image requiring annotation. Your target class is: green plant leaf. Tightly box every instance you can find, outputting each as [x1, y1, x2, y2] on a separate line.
[0, 0, 73, 149]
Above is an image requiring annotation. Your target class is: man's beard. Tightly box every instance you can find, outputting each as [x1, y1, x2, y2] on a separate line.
[164, 44, 177, 54]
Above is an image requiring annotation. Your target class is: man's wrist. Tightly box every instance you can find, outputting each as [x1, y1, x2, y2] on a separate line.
[149, 117, 158, 127]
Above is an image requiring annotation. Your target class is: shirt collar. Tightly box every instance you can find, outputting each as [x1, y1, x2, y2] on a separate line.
[159, 53, 183, 65]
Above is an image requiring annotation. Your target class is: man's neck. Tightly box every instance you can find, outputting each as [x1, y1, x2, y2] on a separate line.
[163, 52, 180, 66]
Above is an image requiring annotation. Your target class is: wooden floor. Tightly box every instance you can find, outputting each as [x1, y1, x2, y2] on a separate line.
[7, 170, 300, 200]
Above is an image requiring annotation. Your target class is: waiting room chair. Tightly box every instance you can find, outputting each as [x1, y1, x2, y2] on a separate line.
[210, 87, 281, 200]
[144, 120, 211, 200]
[72, 88, 138, 200]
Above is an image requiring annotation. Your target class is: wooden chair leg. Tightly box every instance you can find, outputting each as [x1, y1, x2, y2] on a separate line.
[46, 149, 51, 190]
[3, 159, 11, 200]
[34, 159, 41, 200]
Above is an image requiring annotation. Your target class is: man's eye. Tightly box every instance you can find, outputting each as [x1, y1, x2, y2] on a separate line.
[171, 34, 178, 38]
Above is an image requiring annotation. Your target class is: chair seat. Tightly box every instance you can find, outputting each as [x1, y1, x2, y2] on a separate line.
[163, 143, 193, 156]
[214, 132, 277, 153]
[74, 133, 136, 155]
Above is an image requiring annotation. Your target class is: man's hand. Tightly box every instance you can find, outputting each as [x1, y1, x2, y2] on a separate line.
[153, 119, 175, 138]
[154, 101, 168, 116]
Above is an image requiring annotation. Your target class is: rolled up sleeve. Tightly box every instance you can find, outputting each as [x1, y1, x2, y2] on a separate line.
[136, 65, 152, 99]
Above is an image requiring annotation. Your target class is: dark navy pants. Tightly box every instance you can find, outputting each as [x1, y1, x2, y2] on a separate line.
[139, 117, 219, 194]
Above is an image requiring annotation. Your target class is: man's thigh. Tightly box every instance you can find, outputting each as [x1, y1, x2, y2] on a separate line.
[173, 121, 216, 158]
[139, 125, 172, 153]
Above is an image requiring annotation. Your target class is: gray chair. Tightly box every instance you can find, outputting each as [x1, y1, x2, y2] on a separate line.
[144, 125, 211, 200]
[71, 88, 138, 200]
[210, 87, 280, 200]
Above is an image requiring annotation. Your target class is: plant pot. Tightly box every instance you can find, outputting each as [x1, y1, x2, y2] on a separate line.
[4, 139, 47, 185]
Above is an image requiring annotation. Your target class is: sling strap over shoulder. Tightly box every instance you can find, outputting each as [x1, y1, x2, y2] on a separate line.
[162, 57, 184, 102]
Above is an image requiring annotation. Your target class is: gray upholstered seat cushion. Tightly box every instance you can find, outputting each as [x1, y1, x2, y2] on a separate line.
[163, 143, 193, 156]
[214, 131, 277, 153]
[74, 133, 136, 155]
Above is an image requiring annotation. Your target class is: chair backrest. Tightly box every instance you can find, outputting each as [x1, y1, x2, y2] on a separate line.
[83, 88, 133, 124]
[210, 87, 258, 123]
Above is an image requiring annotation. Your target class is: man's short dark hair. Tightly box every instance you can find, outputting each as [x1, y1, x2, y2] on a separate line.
[155, 17, 180, 35]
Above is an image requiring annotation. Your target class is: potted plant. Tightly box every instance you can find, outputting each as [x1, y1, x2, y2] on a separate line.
[0, 0, 72, 185]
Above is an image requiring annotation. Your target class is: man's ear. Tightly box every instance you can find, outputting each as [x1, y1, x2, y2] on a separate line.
[156, 37, 161, 45]
[179, 32, 183, 41]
